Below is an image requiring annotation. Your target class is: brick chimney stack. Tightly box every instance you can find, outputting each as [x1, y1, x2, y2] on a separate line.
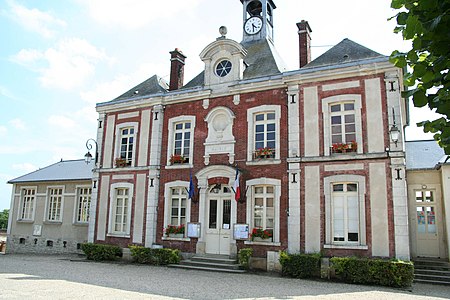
[297, 20, 312, 68]
[169, 48, 186, 91]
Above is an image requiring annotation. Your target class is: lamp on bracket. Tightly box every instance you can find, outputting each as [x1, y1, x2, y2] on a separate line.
[389, 107, 400, 147]
[84, 138, 98, 164]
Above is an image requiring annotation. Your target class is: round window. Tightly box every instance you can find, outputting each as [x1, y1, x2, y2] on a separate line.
[215, 60, 232, 77]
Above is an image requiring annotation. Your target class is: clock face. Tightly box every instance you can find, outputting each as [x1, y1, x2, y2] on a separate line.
[244, 16, 263, 35]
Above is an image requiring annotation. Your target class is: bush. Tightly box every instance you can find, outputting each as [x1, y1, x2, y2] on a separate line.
[129, 246, 180, 265]
[331, 257, 414, 288]
[238, 248, 253, 270]
[81, 243, 122, 261]
[279, 252, 321, 278]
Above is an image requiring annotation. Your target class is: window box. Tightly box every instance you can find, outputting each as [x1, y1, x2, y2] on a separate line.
[253, 148, 276, 160]
[164, 224, 185, 237]
[169, 154, 188, 165]
[331, 142, 357, 154]
[250, 227, 273, 241]
[115, 158, 128, 167]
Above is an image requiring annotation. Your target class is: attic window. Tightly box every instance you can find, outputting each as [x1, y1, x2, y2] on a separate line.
[134, 90, 139, 94]
[216, 60, 232, 77]
[343, 55, 349, 60]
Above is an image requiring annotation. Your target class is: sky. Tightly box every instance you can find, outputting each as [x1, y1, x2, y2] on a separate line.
[0, 0, 439, 211]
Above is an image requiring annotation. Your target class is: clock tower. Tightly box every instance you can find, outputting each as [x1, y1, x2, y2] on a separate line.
[241, 0, 276, 43]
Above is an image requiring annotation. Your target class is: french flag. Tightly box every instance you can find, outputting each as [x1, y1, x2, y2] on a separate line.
[234, 168, 240, 201]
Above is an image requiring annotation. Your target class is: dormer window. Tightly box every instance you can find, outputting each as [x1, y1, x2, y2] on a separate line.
[216, 60, 232, 77]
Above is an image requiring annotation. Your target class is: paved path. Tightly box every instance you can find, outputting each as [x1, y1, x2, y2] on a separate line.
[0, 254, 449, 300]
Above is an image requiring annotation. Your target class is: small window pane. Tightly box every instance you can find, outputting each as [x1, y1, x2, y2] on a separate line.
[331, 116, 341, 125]
[331, 104, 341, 112]
[267, 124, 275, 131]
[333, 184, 344, 192]
[344, 103, 354, 111]
[185, 123, 191, 129]
[255, 198, 263, 207]
[266, 198, 274, 207]
[255, 187, 264, 194]
[255, 114, 264, 121]
[266, 186, 273, 193]
[347, 184, 357, 192]
[267, 113, 275, 120]
[175, 124, 183, 130]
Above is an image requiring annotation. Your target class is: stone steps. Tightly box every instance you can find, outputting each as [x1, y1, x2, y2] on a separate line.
[414, 258, 450, 286]
[168, 254, 246, 274]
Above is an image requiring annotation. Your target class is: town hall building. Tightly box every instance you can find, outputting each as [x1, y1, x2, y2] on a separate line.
[88, 0, 411, 269]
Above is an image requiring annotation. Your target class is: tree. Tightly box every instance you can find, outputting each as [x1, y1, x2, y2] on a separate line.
[389, 0, 450, 154]
[0, 209, 9, 229]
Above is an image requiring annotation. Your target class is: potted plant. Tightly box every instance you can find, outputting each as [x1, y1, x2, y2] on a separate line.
[255, 147, 274, 159]
[164, 224, 185, 238]
[250, 227, 273, 242]
[169, 154, 186, 165]
[115, 157, 127, 167]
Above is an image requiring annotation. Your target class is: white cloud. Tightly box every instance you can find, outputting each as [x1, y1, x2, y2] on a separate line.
[78, 0, 202, 29]
[6, 0, 66, 38]
[11, 38, 111, 90]
[48, 115, 76, 129]
[12, 163, 37, 174]
[9, 118, 26, 130]
[0, 126, 7, 137]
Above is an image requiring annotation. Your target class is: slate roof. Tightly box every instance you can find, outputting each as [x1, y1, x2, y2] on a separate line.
[112, 75, 168, 102]
[405, 140, 447, 170]
[99, 38, 383, 106]
[8, 159, 94, 184]
[304, 38, 385, 69]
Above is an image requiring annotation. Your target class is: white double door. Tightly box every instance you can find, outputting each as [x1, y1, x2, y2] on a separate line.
[205, 185, 233, 255]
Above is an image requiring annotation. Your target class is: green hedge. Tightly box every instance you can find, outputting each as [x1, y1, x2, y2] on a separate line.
[81, 243, 122, 261]
[238, 248, 253, 270]
[129, 246, 180, 265]
[279, 252, 321, 278]
[331, 257, 414, 288]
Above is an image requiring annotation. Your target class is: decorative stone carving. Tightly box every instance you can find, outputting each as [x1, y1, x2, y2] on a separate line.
[204, 107, 236, 165]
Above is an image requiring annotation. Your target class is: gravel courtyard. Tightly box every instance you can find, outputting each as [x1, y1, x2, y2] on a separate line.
[0, 254, 448, 300]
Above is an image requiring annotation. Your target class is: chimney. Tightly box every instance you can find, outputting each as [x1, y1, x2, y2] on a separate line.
[297, 20, 312, 68]
[169, 48, 186, 91]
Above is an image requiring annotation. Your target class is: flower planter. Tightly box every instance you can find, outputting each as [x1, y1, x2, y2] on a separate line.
[167, 233, 184, 239]
[252, 237, 272, 242]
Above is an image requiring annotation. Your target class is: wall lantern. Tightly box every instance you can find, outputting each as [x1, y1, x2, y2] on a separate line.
[389, 107, 400, 147]
[84, 138, 98, 164]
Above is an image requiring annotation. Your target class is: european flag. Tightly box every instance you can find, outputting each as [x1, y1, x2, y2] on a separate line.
[188, 170, 195, 200]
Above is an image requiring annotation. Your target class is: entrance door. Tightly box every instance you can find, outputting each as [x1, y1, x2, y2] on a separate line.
[415, 190, 439, 257]
[205, 185, 232, 255]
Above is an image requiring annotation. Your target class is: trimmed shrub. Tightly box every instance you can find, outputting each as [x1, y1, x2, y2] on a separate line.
[238, 248, 253, 270]
[81, 243, 122, 261]
[279, 252, 321, 278]
[129, 246, 180, 265]
[331, 257, 414, 288]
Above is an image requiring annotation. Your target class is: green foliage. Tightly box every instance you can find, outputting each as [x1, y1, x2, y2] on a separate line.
[279, 252, 321, 279]
[81, 243, 123, 261]
[238, 248, 253, 270]
[390, 0, 450, 154]
[331, 257, 414, 288]
[129, 245, 180, 265]
[0, 209, 9, 229]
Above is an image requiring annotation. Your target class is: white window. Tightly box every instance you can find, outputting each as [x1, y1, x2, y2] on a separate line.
[247, 105, 281, 162]
[246, 178, 281, 244]
[19, 188, 36, 221]
[324, 175, 367, 249]
[114, 122, 138, 167]
[112, 188, 129, 234]
[330, 103, 356, 145]
[76, 187, 91, 223]
[167, 116, 195, 166]
[163, 181, 191, 237]
[46, 188, 63, 222]
[108, 183, 133, 237]
[322, 95, 362, 156]
[253, 185, 275, 231]
[169, 187, 187, 227]
[332, 183, 359, 243]
[119, 127, 134, 165]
